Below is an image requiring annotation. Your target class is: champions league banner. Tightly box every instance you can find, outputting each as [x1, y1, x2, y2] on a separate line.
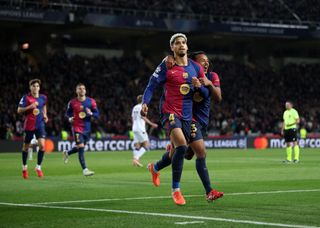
[0, 9, 68, 24]
[1, 137, 320, 152]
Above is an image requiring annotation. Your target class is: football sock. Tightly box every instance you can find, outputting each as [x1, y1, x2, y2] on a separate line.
[78, 147, 86, 169]
[196, 157, 212, 194]
[133, 147, 140, 160]
[286, 146, 292, 161]
[294, 145, 300, 160]
[37, 150, 45, 166]
[171, 145, 187, 189]
[22, 151, 28, 166]
[68, 147, 78, 155]
[136, 147, 147, 160]
[154, 151, 171, 172]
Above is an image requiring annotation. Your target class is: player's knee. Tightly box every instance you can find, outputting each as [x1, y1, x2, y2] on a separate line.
[195, 152, 206, 159]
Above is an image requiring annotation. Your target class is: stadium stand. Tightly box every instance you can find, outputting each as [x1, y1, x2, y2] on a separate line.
[1, 50, 319, 139]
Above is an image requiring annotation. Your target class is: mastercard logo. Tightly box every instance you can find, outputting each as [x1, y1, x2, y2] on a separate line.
[44, 139, 55, 153]
[254, 137, 268, 149]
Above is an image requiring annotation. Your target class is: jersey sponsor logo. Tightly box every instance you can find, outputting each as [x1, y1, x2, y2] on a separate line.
[193, 92, 203, 102]
[79, 112, 86, 119]
[33, 108, 40, 116]
[180, 84, 190, 95]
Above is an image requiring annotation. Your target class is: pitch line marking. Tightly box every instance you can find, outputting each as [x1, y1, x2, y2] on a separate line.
[0, 202, 319, 228]
[175, 221, 205, 225]
[31, 189, 320, 205]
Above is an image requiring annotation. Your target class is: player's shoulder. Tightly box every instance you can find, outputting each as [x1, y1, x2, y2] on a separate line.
[39, 94, 47, 100]
[133, 103, 142, 110]
[69, 97, 77, 104]
[87, 97, 96, 102]
[188, 59, 201, 69]
[153, 61, 167, 78]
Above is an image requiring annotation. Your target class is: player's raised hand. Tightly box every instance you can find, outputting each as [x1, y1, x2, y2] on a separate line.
[85, 108, 93, 116]
[164, 55, 175, 69]
[69, 117, 74, 123]
[141, 103, 148, 117]
[151, 123, 158, 128]
[29, 102, 38, 109]
[192, 77, 201, 88]
[199, 76, 212, 87]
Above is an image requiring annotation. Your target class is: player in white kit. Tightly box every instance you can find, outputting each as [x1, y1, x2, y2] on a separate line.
[131, 95, 158, 167]
[28, 136, 38, 160]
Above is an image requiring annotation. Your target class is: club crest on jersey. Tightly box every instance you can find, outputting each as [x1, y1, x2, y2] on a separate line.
[79, 112, 86, 119]
[33, 108, 40, 116]
[80, 105, 84, 110]
[180, 84, 190, 95]
[182, 72, 188, 78]
[193, 92, 203, 102]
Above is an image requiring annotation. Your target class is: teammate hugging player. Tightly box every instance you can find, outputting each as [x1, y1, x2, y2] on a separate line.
[141, 33, 208, 205]
[148, 51, 224, 202]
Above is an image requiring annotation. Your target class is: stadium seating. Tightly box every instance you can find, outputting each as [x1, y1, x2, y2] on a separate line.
[1, 50, 319, 139]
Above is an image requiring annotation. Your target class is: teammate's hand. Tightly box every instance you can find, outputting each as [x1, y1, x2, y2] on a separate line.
[43, 115, 48, 123]
[164, 55, 175, 69]
[199, 76, 212, 87]
[152, 123, 158, 128]
[69, 117, 74, 123]
[86, 108, 93, 116]
[141, 103, 148, 117]
[192, 77, 201, 88]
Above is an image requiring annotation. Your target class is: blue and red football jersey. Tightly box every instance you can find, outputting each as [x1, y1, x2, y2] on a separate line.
[143, 59, 205, 121]
[66, 97, 99, 134]
[193, 72, 220, 128]
[18, 94, 47, 131]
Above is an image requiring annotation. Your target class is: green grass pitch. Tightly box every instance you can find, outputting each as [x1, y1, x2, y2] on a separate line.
[0, 149, 319, 227]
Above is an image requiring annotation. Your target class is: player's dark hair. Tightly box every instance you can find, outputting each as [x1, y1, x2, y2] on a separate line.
[189, 51, 206, 60]
[189, 51, 214, 72]
[29, 78, 41, 86]
[137, 95, 143, 103]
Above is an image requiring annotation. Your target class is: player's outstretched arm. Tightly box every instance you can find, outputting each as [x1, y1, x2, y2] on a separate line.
[142, 116, 158, 128]
[17, 102, 38, 114]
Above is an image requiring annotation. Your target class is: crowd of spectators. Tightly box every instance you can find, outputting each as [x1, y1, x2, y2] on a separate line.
[1, 49, 320, 140]
[2, 0, 320, 23]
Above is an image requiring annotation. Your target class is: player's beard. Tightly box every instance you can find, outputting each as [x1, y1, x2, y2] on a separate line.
[178, 53, 186, 57]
